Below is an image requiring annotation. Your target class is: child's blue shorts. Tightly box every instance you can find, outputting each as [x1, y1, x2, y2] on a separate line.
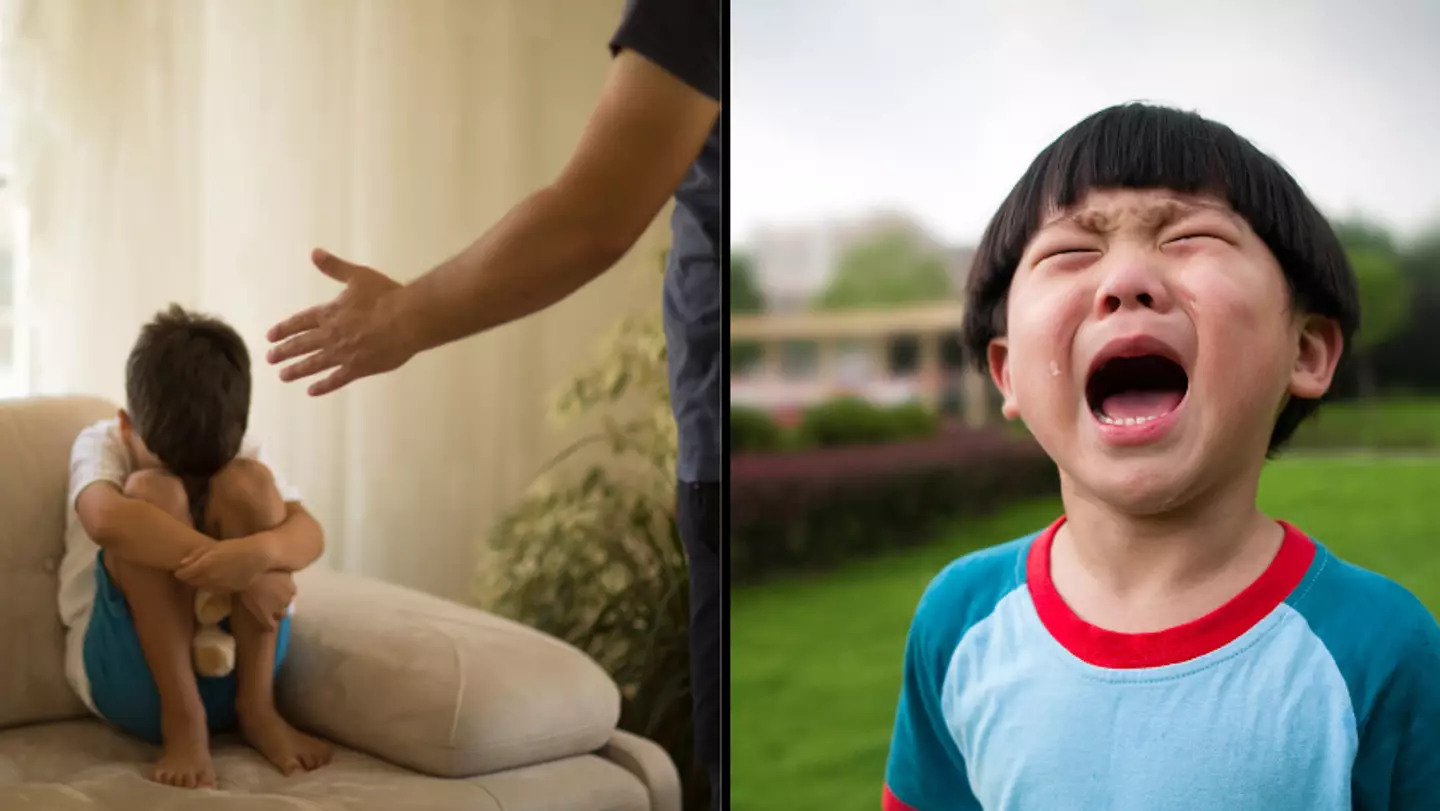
[82, 550, 291, 745]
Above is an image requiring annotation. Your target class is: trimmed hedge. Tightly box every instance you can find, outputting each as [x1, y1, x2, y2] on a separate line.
[731, 406, 788, 453]
[796, 397, 938, 448]
[730, 398, 941, 454]
[731, 428, 1059, 584]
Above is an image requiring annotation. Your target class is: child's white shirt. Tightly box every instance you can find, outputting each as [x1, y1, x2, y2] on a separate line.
[58, 417, 302, 710]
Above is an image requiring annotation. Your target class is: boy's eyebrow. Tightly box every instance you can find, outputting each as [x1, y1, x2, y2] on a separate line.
[1039, 197, 1239, 235]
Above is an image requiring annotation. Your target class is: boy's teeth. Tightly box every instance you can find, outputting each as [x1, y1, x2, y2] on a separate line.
[1097, 413, 1160, 426]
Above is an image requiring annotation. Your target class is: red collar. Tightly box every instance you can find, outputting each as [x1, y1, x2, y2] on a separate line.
[1026, 517, 1316, 668]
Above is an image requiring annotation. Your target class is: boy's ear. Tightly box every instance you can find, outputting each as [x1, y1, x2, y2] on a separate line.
[116, 409, 136, 445]
[1288, 315, 1344, 400]
[987, 338, 1021, 420]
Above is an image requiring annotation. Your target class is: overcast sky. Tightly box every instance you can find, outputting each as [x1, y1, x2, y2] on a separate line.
[731, 0, 1440, 248]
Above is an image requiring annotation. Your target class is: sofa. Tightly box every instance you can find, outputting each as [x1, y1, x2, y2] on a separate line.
[0, 396, 681, 810]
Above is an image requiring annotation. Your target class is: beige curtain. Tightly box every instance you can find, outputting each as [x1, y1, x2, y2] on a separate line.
[1, 0, 669, 601]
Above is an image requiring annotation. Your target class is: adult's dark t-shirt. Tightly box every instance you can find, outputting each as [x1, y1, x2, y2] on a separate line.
[610, 0, 721, 484]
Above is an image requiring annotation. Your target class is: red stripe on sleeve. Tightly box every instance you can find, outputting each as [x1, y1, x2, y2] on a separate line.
[883, 784, 919, 811]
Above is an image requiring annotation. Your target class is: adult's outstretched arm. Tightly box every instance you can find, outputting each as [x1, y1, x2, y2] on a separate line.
[267, 50, 720, 396]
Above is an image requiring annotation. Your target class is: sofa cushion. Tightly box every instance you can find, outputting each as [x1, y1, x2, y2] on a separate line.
[0, 396, 116, 729]
[0, 719, 651, 810]
[279, 568, 623, 778]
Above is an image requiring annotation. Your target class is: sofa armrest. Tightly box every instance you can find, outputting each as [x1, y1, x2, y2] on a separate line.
[601, 729, 682, 811]
[275, 568, 621, 778]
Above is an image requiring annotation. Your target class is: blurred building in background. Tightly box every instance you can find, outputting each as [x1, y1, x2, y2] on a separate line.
[732, 211, 990, 424]
[730, 302, 994, 426]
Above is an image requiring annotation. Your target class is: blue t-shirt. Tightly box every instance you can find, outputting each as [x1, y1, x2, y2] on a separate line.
[884, 518, 1440, 810]
[610, 0, 722, 483]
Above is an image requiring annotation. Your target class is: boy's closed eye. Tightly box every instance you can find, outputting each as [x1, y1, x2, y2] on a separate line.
[1161, 226, 1238, 249]
[1032, 245, 1103, 270]
[1033, 229, 1236, 268]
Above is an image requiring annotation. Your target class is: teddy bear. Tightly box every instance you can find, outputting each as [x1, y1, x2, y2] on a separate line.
[192, 588, 236, 677]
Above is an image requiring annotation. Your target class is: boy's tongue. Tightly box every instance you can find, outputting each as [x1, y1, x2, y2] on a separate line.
[1102, 390, 1183, 420]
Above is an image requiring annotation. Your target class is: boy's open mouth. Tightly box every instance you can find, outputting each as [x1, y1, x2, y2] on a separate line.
[1085, 354, 1189, 426]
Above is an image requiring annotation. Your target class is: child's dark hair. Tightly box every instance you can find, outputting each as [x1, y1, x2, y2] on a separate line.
[125, 304, 251, 479]
[961, 102, 1360, 452]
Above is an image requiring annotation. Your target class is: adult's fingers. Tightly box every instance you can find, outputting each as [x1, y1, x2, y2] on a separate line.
[312, 247, 363, 282]
[280, 350, 341, 383]
[267, 329, 328, 365]
[309, 365, 358, 397]
[268, 304, 325, 344]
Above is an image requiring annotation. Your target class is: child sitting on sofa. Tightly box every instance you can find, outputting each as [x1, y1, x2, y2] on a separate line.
[58, 304, 333, 789]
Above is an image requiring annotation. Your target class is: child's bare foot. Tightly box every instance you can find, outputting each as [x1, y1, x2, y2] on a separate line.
[153, 715, 216, 789]
[239, 707, 333, 776]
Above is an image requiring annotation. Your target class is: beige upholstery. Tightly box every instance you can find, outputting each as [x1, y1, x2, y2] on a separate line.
[277, 567, 621, 777]
[0, 396, 104, 730]
[0, 396, 680, 811]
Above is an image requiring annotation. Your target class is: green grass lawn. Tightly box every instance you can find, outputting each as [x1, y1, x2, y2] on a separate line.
[730, 456, 1440, 811]
[1288, 397, 1440, 449]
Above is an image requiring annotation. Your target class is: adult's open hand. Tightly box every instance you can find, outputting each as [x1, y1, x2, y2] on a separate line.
[267, 248, 416, 396]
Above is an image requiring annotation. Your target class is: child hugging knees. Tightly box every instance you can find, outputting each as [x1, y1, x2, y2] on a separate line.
[57, 304, 333, 789]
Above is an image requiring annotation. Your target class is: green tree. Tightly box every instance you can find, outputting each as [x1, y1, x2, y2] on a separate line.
[1384, 225, 1440, 394]
[729, 251, 764, 315]
[1333, 219, 1396, 256]
[815, 229, 952, 311]
[1350, 248, 1409, 351]
[1335, 219, 1410, 398]
[729, 251, 764, 373]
